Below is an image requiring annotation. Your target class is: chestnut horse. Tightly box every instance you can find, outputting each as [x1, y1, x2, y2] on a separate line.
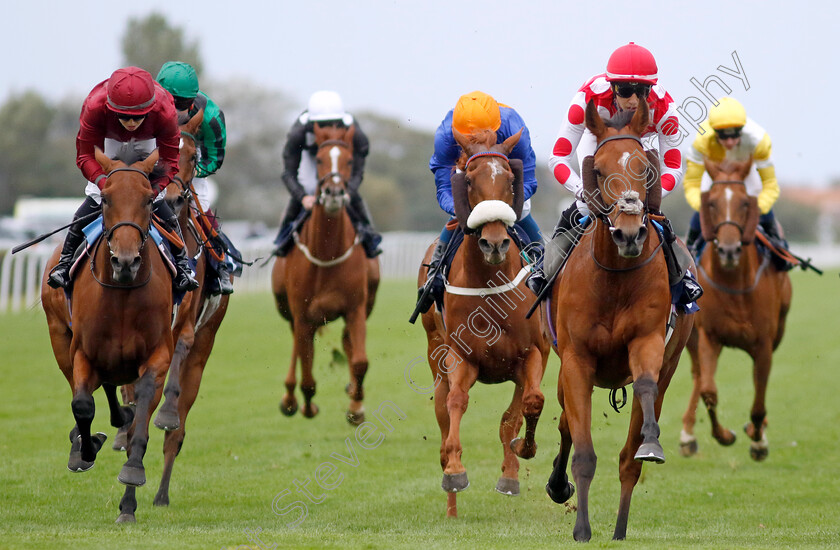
[41, 148, 174, 523]
[272, 124, 380, 423]
[544, 100, 694, 541]
[418, 129, 549, 518]
[679, 158, 792, 461]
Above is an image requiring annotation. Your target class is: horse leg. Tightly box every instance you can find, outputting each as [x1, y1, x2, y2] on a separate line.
[680, 329, 701, 456]
[365, 258, 380, 316]
[68, 353, 106, 472]
[496, 383, 524, 496]
[441, 358, 479, 497]
[697, 331, 736, 446]
[559, 361, 596, 542]
[279, 323, 303, 417]
[297, 324, 319, 418]
[510, 348, 545, 460]
[546, 408, 575, 504]
[103, 383, 135, 435]
[154, 332, 194, 431]
[343, 306, 368, 425]
[614, 356, 680, 540]
[155, 343, 206, 506]
[113, 384, 136, 451]
[745, 342, 772, 461]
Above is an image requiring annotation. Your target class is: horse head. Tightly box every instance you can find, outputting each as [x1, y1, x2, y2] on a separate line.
[166, 109, 204, 217]
[94, 147, 159, 283]
[583, 99, 658, 258]
[313, 123, 355, 216]
[700, 157, 758, 269]
[451, 128, 524, 265]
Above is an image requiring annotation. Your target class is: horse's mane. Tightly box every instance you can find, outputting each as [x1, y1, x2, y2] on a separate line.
[110, 140, 166, 182]
[455, 130, 497, 170]
[604, 109, 636, 130]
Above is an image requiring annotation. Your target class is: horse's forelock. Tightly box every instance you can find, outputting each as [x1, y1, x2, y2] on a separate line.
[604, 110, 636, 130]
[111, 140, 151, 166]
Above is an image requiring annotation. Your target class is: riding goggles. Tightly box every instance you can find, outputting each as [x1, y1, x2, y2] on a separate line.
[612, 82, 651, 99]
[715, 127, 743, 140]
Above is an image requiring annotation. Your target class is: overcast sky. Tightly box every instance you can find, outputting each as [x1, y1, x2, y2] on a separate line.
[3, 0, 834, 185]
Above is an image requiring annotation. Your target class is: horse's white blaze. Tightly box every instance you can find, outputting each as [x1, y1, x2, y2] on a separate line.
[724, 187, 734, 221]
[489, 158, 504, 183]
[330, 146, 341, 183]
[618, 152, 630, 169]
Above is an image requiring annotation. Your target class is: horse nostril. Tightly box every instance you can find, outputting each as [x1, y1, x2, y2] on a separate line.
[478, 238, 492, 253]
[500, 238, 510, 254]
[110, 256, 121, 270]
[612, 229, 624, 242]
[131, 256, 142, 270]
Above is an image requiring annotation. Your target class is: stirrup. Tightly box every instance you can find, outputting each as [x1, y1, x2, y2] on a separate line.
[47, 264, 72, 289]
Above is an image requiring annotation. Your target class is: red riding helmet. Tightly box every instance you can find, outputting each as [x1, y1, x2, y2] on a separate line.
[605, 42, 658, 84]
[106, 67, 157, 116]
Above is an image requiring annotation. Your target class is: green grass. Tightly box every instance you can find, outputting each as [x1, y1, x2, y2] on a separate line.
[1, 272, 839, 549]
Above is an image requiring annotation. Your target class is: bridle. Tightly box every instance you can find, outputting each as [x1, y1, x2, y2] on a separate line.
[91, 166, 153, 289]
[591, 134, 650, 231]
[708, 180, 749, 240]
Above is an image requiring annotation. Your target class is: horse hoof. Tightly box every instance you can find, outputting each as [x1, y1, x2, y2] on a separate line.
[495, 477, 519, 496]
[115, 513, 136, 523]
[153, 408, 180, 431]
[441, 472, 469, 493]
[302, 404, 319, 418]
[68, 450, 95, 473]
[112, 428, 128, 451]
[635, 442, 666, 463]
[716, 429, 737, 446]
[510, 437, 537, 459]
[545, 480, 575, 504]
[118, 464, 146, 487]
[279, 400, 298, 417]
[750, 445, 769, 462]
[68, 433, 107, 471]
[346, 410, 365, 425]
[679, 439, 698, 457]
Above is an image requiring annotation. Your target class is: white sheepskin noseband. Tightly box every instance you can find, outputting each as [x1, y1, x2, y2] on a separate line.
[466, 200, 517, 229]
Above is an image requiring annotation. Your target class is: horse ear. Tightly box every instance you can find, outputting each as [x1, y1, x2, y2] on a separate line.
[313, 122, 325, 141]
[644, 150, 662, 212]
[736, 156, 753, 181]
[509, 158, 524, 219]
[703, 158, 721, 182]
[450, 171, 473, 233]
[629, 99, 650, 136]
[699, 191, 715, 241]
[581, 155, 607, 215]
[140, 149, 160, 174]
[344, 124, 356, 146]
[741, 196, 760, 245]
[585, 100, 607, 140]
[186, 108, 204, 134]
[501, 128, 523, 156]
[95, 147, 115, 172]
[452, 127, 470, 153]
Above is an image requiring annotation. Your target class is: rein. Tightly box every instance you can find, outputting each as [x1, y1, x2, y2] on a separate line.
[293, 231, 359, 267]
[698, 254, 771, 295]
[588, 220, 664, 272]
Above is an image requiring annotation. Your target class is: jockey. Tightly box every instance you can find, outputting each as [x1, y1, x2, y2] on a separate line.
[156, 60, 234, 295]
[416, 90, 544, 314]
[273, 90, 382, 258]
[47, 66, 199, 292]
[547, 42, 701, 299]
[683, 96, 784, 257]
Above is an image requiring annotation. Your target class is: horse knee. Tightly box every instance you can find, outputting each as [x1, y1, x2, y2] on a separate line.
[633, 376, 658, 401]
[446, 390, 469, 414]
[571, 451, 597, 481]
[701, 391, 718, 409]
[522, 392, 544, 416]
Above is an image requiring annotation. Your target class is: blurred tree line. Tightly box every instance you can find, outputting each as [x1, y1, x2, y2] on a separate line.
[0, 13, 821, 241]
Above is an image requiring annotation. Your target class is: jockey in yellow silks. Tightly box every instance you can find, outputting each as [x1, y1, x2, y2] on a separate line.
[684, 97, 783, 255]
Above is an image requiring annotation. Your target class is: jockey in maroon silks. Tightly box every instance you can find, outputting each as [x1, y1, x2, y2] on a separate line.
[48, 66, 198, 292]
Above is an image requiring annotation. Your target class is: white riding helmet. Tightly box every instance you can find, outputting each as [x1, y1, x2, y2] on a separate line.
[306, 90, 354, 125]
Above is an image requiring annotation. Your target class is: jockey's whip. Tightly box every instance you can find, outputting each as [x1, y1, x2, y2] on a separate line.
[11, 211, 101, 254]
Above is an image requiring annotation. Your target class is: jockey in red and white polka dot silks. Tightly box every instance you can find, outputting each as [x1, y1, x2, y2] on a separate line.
[548, 43, 683, 217]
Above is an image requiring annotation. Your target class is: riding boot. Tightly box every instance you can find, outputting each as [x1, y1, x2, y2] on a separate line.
[685, 226, 704, 260]
[524, 241, 546, 296]
[214, 261, 234, 295]
[659, 216, 702, 303]
[155, 202, 199, 292]
[416, 239, 447, 314]
[274, 199, 304, 257]
[348, 192, 383, 258]
[544, 203, 585, 281]
[47, 226, 86, 289]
